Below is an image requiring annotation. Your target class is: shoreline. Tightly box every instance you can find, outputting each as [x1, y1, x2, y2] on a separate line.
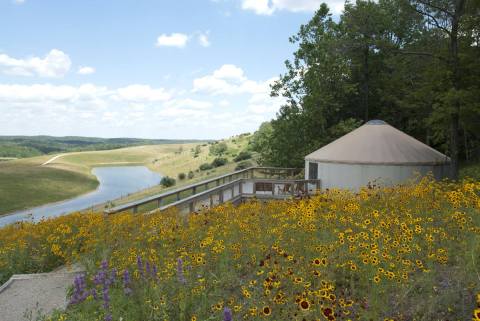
[0, 165, 163, 225]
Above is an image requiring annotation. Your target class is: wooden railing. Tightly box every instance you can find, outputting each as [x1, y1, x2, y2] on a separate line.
[104, 167, 305, 215]
[158, 178, 321, 215]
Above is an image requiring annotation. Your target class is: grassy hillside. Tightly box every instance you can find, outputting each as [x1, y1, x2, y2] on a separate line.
[0, 157, 99, 214]
[0, 135, 205, 158]
[0, 178, 478, 320]
[0, 134, 253, 215]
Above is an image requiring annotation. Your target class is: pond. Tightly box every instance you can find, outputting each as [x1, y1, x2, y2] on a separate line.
[0, 166, 162, 227]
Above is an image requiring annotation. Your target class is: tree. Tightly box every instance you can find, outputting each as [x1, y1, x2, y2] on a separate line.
[407, 0, 477, 178]
[209, 142, 228, 156]
[259, 0, 479, 170]
[160, 176, 176, 188]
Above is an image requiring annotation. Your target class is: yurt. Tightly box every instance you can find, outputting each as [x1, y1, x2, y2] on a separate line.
[304, 120, 452, 190]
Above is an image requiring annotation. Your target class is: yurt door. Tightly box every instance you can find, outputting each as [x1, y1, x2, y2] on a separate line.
[308, 162, 318, 179]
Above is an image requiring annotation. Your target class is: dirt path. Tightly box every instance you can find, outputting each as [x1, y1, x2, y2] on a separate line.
[41, 154, 67, 166]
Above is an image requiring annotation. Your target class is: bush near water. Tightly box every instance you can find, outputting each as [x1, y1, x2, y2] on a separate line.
[0, 177, 479, 320]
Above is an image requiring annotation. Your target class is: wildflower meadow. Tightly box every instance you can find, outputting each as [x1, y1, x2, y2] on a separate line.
[0, 177, 479, 320]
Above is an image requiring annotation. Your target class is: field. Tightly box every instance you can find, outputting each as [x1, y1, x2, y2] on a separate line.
[0, 177, 478, 320]
[0, 136, 202, 159]
[0, 157, 99, 214]
[0, 135, 253, 215]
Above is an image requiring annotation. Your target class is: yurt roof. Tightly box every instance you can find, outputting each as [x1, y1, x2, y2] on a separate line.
[305, 120, 451, 165]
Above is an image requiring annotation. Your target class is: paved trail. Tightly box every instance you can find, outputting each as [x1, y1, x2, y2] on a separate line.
[0, 265, 84, 321]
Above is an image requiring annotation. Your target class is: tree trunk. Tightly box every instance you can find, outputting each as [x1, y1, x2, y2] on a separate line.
[450, 112, 460, 179]
[363, 45, 370, 122]
[448, 0, 466, 180]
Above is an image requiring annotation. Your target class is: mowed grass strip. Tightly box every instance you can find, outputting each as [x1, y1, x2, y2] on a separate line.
[0, 158, 98, 215]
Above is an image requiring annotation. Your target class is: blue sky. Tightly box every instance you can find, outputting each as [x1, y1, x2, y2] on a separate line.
[0, 0, 343, 139]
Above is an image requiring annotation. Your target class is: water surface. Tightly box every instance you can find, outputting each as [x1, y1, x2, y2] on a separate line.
[0, 166, 161, 227]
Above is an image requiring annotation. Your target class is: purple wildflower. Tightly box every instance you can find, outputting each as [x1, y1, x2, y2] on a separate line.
[122, 269, 132, 295]
[104, 313, 112, 321]
[91, 288, 98, 300]
[69, 273, 88, 305]
[146, 261, 151, 276]
[152, 264, 158, 278]
[223, 307, 233, 321]
[176, 258, 186, 285]
[109, 268, 117, 285]
[102, 285, 110, 310]
[101, 259, 108, 270]
[137, 255, 144, 278]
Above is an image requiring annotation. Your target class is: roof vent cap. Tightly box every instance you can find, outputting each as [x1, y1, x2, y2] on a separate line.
[366, 119, 387, 125]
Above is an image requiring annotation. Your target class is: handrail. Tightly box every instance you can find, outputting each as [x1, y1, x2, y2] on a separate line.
[105, 167, 303, 214]
[159, 178, 321, 212]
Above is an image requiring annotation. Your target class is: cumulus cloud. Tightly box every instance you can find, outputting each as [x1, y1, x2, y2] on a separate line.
[241, 0, 344, 15]
[156, 31, 212, 48]
[0, 49, 71, 78]
[156, 33, 189, 48]
[77, 66, 95, 75]
[193, 64, 270, 95]
[115, 84, 171, 102]
[0, 83, 108, 103]
[167, 98, 213, 109]
[0, 66, 283, 138]
[198, 32, 211, 47]
[193, 64, 285, 120]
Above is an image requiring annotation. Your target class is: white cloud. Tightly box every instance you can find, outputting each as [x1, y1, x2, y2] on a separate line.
[241, 0, 344, 15]
[156, 31, 212, 48]
[0, 84, 109, 103]
[219, 99, 230, 107]
[213, 64, 246, 81]
[115, 84, 171, 102]
[0, 67, 283, 138]
[166, 98, 213, 109]
[198, 32, 211, 47]
[0, 49, 71, 78]
[13, 0, 25, 4]
[193, 64, 270, 95]
[77, 66, 95, 75]
[241, 0, 275, 15]
[155, 33, 189, 48]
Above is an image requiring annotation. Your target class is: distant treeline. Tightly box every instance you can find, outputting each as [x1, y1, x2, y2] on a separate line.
[0, 136, 208, 158]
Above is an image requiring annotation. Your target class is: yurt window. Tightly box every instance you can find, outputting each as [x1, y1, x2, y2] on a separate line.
[308, 162, 318, 179]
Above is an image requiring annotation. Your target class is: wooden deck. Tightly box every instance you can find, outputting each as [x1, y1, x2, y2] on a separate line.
[104, 167, 321, 215]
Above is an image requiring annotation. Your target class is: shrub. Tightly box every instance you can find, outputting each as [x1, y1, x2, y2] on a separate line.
[235, 160, 253, 170]
[209, 142, 228, 156]
[233, 151, 252, 162]
[199, 163, 213, 171]
[160, 176, 176, 187]
[187, 171, 194, 179]
[211, 157, 228, 168]
[177, 172, 186, 180]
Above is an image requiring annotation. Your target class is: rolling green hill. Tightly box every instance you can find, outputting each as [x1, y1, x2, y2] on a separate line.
[0, 134, 254, 215]
[0, 136, 206, 158]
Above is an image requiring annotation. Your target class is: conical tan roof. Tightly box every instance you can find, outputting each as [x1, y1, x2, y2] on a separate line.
[305, 120, 450, 165]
